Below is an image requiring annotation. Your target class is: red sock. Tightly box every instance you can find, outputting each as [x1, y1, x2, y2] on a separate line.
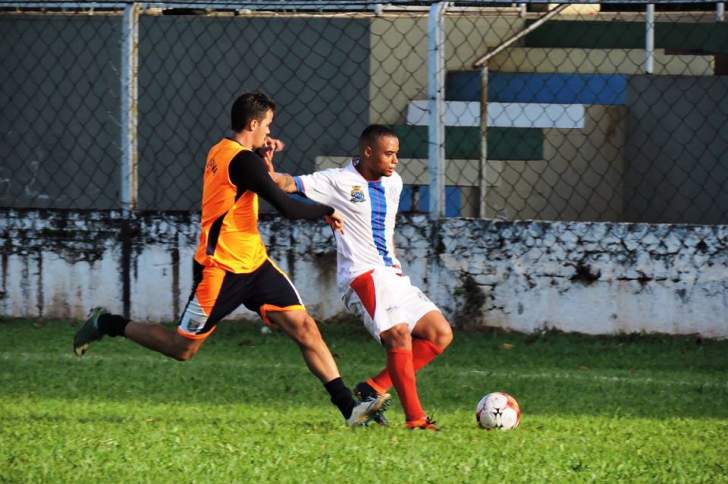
[368, 339, 443, 394]
[387, 348, 426, 423]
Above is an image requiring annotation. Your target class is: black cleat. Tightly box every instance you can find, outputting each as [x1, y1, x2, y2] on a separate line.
[73, 307, 108, 357]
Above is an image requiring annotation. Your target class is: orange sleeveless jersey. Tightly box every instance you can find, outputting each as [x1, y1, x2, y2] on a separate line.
[193, 138, 268, 273]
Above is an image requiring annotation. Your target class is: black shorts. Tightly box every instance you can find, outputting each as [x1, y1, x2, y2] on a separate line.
[176, 258, 304, 340]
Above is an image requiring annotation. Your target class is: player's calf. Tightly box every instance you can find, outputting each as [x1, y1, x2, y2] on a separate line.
[124, 321, 205, 361]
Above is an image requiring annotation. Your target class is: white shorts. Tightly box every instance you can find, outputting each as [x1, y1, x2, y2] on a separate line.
[342, 267, 440, 343]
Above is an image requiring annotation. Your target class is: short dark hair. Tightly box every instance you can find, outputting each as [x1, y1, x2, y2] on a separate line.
[230, 92, 276, 132]
[359, 124, 397, 152]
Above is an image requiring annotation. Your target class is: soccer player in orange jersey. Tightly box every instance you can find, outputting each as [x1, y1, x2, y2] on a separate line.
[271, 125, 453, 430]
[73, 92, 389, 427]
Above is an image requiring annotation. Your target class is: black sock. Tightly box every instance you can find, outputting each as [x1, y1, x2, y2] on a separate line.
[97, 313, 129, 337]
[324, 377, 355, 420]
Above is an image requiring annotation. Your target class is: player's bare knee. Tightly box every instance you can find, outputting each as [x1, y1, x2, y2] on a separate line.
[381, 324, 411, 349]
[436, 322, 454, 349]
[291, 315, 323, 348]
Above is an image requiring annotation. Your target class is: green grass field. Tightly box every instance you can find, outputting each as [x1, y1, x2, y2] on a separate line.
[1, 318, 727, 483]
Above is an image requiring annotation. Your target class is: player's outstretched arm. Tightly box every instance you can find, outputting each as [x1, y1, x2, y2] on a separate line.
[270, 172, 297, 193]
[256, 137, 296, 192]
[229, 151, 335, 221]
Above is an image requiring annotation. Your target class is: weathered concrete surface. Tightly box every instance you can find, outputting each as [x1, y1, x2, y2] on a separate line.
[1, 209, 727, 337]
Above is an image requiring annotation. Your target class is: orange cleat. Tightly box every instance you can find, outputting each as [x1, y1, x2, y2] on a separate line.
[405, 416, 439, 431]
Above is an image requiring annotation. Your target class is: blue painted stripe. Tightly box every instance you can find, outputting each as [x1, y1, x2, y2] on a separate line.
[418, 185, 462, 217]
[399, 185, 414, 212]
[368, 181, 393, 266]
[293, 176, 304, 193]
[446, 72, 626, 105]
[398, 185, 461, 217]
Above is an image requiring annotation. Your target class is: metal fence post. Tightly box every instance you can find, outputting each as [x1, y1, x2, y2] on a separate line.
[472, 3, 568, 219]
[479, 65, 489, 219]
[121, 2, 140, 211]
[645, 3, 655, 74]
[428, 1, 447, 220]
[518, 2, 527, 18]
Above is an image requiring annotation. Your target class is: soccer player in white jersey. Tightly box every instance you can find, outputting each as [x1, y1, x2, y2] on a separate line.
[272, 125, 453, 430]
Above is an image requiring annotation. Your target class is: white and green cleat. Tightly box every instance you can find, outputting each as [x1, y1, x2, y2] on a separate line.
[346, 393, 391, 428]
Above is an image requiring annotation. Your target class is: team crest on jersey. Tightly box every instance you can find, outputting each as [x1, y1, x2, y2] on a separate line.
[350, 186, 366, 203]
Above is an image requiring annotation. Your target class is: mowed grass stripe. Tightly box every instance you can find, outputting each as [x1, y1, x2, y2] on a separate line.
[2, 350, 726, 390]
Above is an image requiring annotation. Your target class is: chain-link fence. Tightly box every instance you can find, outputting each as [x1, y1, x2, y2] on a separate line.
[1, 1, 727, 224]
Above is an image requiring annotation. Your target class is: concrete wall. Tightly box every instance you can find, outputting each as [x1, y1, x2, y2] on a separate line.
[2, 209, 727, 338]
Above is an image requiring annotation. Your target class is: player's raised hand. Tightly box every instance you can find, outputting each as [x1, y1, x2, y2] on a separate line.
[268, 137, 285, 153]
[324, 209, 344, 235]
[260, 137, 286, 173]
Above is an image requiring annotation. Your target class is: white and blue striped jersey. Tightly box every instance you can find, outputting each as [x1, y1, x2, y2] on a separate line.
[294, 159, 403, 289]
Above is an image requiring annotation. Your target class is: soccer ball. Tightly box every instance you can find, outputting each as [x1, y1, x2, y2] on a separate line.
[476, 392, 521, 430]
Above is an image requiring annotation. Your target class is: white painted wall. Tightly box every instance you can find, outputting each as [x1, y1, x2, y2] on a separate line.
[1, 210, 727, 338]
[406, 100, 586, 129]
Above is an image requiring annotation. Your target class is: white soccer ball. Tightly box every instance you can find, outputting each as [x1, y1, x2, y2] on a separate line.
[476, 392, 521, 430]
